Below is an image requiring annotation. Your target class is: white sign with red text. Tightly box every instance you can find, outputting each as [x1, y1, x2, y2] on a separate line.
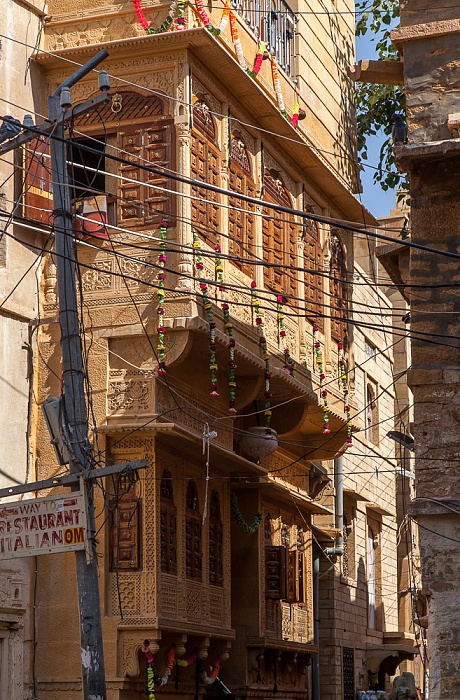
[0, 491, 87, 559]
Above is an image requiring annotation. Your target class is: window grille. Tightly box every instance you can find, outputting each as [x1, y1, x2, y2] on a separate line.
[160, 469, 177, 575]
[329, 234, 348, 343]
[343, 647, 355, 700]
[231, 0, 297, 79]
[209, 491, 223, 585]
[186, 480, 202, 581]
[229, 135, 256, 275]
[262, 169, 297, 298]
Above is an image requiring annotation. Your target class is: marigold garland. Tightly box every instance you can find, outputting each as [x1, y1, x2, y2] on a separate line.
[251, 281, 272, 432]
[313, 325, 330, 434]
[194, 233, 219, 396]
[231, 493, 262, 534]
[338, 342, 352, 448]
[276, 295, 295, 376]
[156, 221, 168, 375]
[230, 12, 249, 71]
[270, 55, 289, 120]
[215, 245, 237, 415]
[202, 659, 221, 684]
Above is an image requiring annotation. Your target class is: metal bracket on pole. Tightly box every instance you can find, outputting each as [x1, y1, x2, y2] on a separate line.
[80, 475, 93, 565]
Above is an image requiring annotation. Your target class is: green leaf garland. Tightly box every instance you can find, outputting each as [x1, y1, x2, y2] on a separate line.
[231, 493, 262, 534]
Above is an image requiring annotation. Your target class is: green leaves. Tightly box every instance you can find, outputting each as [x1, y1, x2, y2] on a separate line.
[355, 0, 408, 193]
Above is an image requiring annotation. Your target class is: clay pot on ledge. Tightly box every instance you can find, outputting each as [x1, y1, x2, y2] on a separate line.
[239, 426, 278, 459]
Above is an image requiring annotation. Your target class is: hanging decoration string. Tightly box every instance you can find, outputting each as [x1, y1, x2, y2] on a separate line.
[276, 295, 295, 376]
[251, 281, 272, 432]
[338, 342, 352, 449]
[194, 232, 219, 397]
[230, 12, 250, 71]
[270, 56, 288, 120]
[313, 325, 330, 435]
[248, 41, 267, 78]
[133, 0, 184, 34]
[201, 659, 221, 685]
[215, 244, 237, 415]
[143, 641, 176, 699]
[156, 221, 168, 375]
[231, 493, 262, 534]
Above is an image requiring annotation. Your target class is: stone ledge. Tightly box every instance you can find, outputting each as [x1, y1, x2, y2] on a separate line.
[394, 138, 460, 172]
[392, 18, 460, 50]
[408, 498, 460, 517]
[349, 59, 404, 86]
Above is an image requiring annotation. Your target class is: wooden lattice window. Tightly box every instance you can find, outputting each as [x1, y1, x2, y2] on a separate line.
[109, 474, 141, 571]
[303, 214, 323, 326]
[191, 100, 220, 248]
[117, 121, 174, 227]
[186, 480, 202, 581]
[329, 234, 348, 342]
[265, 545, 287, 600]
[228, 136, 256, 275]
[160, 469, 177, 575]
[262, 169, 297, 299]
[209, 491, 223, 586]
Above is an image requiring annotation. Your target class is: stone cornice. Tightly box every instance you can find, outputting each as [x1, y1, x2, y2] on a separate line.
[392, 18, 460, 50]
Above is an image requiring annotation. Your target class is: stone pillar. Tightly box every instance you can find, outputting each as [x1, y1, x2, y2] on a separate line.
[392, 6, 460, 695]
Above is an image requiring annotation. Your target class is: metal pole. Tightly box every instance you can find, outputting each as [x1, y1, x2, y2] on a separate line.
[48, 53, 107, 700]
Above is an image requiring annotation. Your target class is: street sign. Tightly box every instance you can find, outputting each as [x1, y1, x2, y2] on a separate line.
[0, 490, 87, 559]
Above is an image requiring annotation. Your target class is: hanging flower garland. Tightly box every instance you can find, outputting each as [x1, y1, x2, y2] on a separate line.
[338, 342, 352, 449]
[143, 641, 176, 699]
[133, 0, 185, 34]
[230, 12, 250, 71]
[251, 282, 272, 432]
[194, 232, 219, 397]
[201, 659, 221, 685]
[231, 493, 262, 534]
[276, 296, 295, 376]
[176, 650, 198, 668]
[248, 41, 267, 78]
[313, 325, 330, 435]
[156, 221, 168, 375]
[290, 96, 306, 129]
[270, 56, 288, 120]
[215, 245, 237, 415]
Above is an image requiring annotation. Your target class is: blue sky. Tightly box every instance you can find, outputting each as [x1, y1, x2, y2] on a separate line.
[355, 31, 398, 218]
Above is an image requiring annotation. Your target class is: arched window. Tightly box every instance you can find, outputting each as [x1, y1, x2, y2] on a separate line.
[329, 234, 348, 342]
[186, 480, 202, 581]
[228, 135, 256, 276]
[209, 491, 223, 586]
[160, 469, 177, 575]
[262, 169, 297, 299]
[303, 213, 323, 326]
[191, 100, 220, 247]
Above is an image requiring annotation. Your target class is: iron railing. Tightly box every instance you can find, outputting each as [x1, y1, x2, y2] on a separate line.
[231, 0, 298, 79]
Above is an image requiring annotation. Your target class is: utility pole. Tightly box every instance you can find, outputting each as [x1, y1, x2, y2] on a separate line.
[0, 50, 150, 700]
[48, 50, 109, 700]
[0, 48, 150, 700]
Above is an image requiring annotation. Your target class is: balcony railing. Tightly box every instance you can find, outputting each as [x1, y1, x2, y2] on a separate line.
[231, 0, 298, 80]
